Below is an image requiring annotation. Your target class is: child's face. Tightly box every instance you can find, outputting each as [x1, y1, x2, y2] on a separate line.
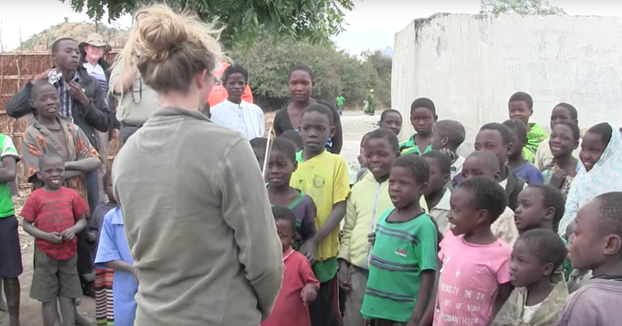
[288, 70, 312, 103]
[410, 107, 435, 135]
[550, 106, 576, 130]
[275, 219, 294, 252]
[580, 131, 607, 172]
[549, 124, 579, 158]
[380, 112, 402, 136]
[388, 166, 426, 210]
[431, 128, 447, 151]
[365, 137, 398, 181]
[447, 187, 484, 236]
[475, 129, 511, 166]
[299, 111, 333, 153]
[514, 187, 551, 233]
[461, 157, 500, 183]
[32, 84, 60, 119]
[508, 101, 531, 125]
[423, 157, 449, 196]
[103, 177, 115, 202]
[253, 146, 266, 170]
[37, 157, 65, 190]
[509, 239, 553, 288]
[224, 72, 246, 103]
[508, 131, 525, 158]
[267, 149, 296, 188]
[569, 200, 610, 270]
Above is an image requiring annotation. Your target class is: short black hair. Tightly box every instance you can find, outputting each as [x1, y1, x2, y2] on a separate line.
[30, 80, 56, 99]
[279, 130, 303, 150]
[366, 128, 399, 152]
[509, 91, 534, 111]
[250, 137, 268, 151]
[271, 137, 297, 163]
[423, 150, 452, 175]
[480, 122, 513, 145]
[38, 153, 64, 169]
[393, 155, 430, 186]
[289, 64, 314, 82]
[380, 109, 402, 122]
[222, 64, 249, 84]
[554, 102, 578, 120]
[410, 97, 436, 115]
[301, 104, 334, 126]
[587, 122, 612, 146]
[102, 170, 112, 188]
[466, 151, 500, 172]
[554, 121, 581, 141]
[272, 206, 297, 234]
[457, 176, 508, 223]
[519, 229, 568, 271]
[51, 37, 76, 54]
[503, 119, 528, 141]
[528, 184, 566, 231]
[594, 192, 622, 238]
[434, 120, 466, 149]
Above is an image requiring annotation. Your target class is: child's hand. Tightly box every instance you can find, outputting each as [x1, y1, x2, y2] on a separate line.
[60, 228, 76, 242]
[45, 232, 63, 244]
[301, 283, 318, 304]
[367, 231, 376, 245]
[337, 260, 351, 290]
[300, 239, 318, 264]
[550, 166, 568, 188]
[131, 266, 140, 284]
[87, 231, 97, 243]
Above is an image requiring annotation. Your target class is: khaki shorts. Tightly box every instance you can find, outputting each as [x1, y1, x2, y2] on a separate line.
[30, 247, 82, 303]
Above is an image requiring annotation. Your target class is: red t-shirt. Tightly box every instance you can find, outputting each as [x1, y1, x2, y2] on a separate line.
[261, 248, 319, 326]
[21, 187, 89, 260]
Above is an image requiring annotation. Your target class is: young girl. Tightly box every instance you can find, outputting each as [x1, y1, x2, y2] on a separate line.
[360, 155, 437, 326]
[426, 177, 513, 326]
[534, 103, 579, 170]
[541, 121, 581, 196]
[379, 109, 403, 136]
[492, 229, 569, 326]
[557, 122, 622, 236]
[399, 98, 437, 155]
[267, 138, 317, 254]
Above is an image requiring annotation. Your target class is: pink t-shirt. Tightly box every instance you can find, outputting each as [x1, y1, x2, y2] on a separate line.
[433, 232, 512, 326]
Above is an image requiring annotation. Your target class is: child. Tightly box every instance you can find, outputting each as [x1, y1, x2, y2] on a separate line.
[461, 151, 520, 246]
[558, 192, 622, 326]
[492, 229, 569, 326]
[503, 119, 544, 185]
[541, 121, 581, 196]
[430, 177, 513, 326]
[21, 154, 89, 326]
[87, 171, 118, 325]
[564, 221, 591, 294]
[379, 109, 403, 136]
[94, 204, 138, 326]
[250, 137, 268, 170]
[514, 184, 565, 234]
[267, 138, 317, 253]
[280, 130, 304, 151]
[474, 123, 525, 210]
[290, 104, 350, 326]
[431, 120, 466, 186]
[534, 103, 579, 170]
[339, 128, 428, 326]
[422, 151, 452, 235]
[508, 91, 547, 163]
[360, 155, 437, 326]
[262, 207, 319, 326]
[399, 97, 437, 155]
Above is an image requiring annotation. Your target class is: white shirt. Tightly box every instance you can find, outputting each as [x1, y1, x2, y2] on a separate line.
[210, 100, 265, 139]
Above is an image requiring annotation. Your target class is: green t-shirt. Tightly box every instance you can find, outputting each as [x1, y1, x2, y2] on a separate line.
[361, 209, 438, 322]
[336, 96, 345, 106]
[399, 135, 432, 156]
[0, 134, 19, 218]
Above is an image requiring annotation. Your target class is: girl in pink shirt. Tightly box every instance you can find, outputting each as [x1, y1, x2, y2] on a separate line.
[431, 177, 514, 326]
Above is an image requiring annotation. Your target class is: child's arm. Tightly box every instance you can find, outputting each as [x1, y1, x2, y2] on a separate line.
[0, 156, 17, 183]
[105, 260, 139, 283]
[299, 197, 318, 261]
[494, 282, 513, 315]
[60, 218, 87, 242]
[419, 258, 442, 326]
[307, 201, 346, 252]
[22, 220, 62, 244]
[408, 270, 435, 326]
[412, 221, 440, 326]
[299, 254, 320, 304]
[337, 196, 357, 289]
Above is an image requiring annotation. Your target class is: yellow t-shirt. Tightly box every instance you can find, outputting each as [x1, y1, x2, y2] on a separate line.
[291, 150, 351, 261]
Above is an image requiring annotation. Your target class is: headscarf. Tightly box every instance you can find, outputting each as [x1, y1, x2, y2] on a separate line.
[558, 123, 622, 235]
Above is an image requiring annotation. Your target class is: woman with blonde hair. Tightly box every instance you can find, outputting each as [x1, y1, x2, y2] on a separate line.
[110, 5, 283, 326]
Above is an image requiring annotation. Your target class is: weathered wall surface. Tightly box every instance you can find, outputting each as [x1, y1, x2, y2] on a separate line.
[392, 13, 622, 152]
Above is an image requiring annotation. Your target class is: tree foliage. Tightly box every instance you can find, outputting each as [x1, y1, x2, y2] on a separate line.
[481, 0, 565, 15]
[60, 0, 354, 46]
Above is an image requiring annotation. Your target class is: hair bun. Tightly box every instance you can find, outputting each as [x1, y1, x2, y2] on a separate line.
[135, 7, 189, 62]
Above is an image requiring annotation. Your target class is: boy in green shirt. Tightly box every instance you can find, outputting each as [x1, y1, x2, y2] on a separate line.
[399, 98, 437, 156]
[335, 95, 345, 116]
[508, 91, 547, 163]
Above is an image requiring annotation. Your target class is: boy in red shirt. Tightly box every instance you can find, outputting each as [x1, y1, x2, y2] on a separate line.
[262, 206, 319, 326]
[22, 154, 89, 326]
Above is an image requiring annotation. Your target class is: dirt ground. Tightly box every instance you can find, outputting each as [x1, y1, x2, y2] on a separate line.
[0, 110, 379, 325]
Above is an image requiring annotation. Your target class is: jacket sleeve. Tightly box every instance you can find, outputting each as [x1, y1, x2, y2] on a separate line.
[338, 194, 357, 263]
[5, 82, 35, 119]
[218, 138, 283, 319]
[79, 83, 112, 133]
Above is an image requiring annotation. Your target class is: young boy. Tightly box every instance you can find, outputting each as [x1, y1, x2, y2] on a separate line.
[250, 137, 268, 171]
[508, 91, 547, 163]
[0, 133, 22, 326]
[461, 151, 520, 246]
[502, 119, 544, 185]
[22, 154, 89, 326]
[558, 192, 622, 326]
[492, 229, 569, 326]
[514, 185, 565, 234]
[399, 97, 437, 155]
[534, 103, 580, 170]
[378, 109, 403, 136]
[290, 104, 350, 326]
[279, 130, 304, 151]
[431, 120, 466, 187]
[422, 151, 452, 235]
[474, 123, 526, 210]
[262, 206, 319, 326]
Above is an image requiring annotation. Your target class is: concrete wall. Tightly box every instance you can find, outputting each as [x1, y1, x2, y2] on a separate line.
[392, 13, 622, 153]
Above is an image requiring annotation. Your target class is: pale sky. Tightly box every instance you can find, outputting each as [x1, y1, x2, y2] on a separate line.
[2, 0, 622, 52]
